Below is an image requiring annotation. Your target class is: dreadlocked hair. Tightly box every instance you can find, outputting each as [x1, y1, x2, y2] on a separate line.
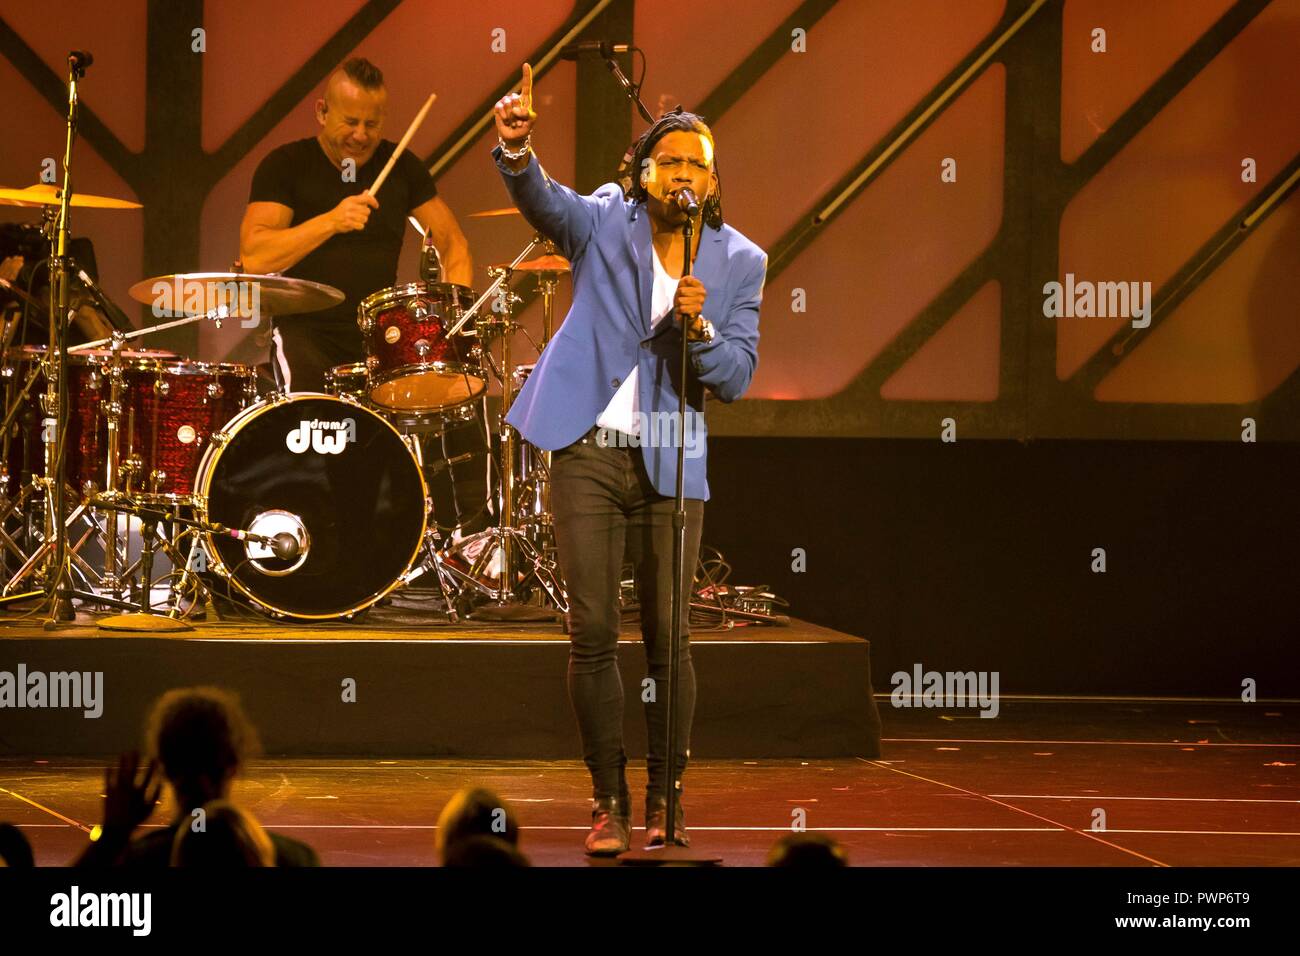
[626, 108, 724, 230]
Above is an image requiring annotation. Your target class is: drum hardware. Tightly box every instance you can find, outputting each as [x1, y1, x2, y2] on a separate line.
[430, 235, 568, 619]
[0, 479, 39, 568]
[3, 159, 582, 626]
[321, 362, 490, 624]
[437, 523, 567, 616]
[2, 495, 140, 611]
[27, 50, 103, 623]
[99, 334, 130, 596]
[83, 493, 296, 630]
[86, 497, 195, 631]
[398, 527, 465, 623]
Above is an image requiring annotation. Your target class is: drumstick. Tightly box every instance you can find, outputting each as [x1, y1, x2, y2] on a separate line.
[366, 93, 437, 198]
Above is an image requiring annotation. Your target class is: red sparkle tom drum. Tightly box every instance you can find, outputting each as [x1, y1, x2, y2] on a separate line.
[357, 281, 485, 413]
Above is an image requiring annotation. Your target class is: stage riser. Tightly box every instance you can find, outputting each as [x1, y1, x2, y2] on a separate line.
[0, 639, 881, 758]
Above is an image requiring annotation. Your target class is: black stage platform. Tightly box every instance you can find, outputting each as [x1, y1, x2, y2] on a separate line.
[0, 601, 882, 759]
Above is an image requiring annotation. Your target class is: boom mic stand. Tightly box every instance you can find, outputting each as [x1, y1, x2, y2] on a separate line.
[601, 48, 655, 124]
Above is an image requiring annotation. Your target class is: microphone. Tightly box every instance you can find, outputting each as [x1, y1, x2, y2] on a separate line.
[419, 229, 442, 284]
[558, 40, 629, 60]
[219, 526, 301, 561]
[68, 50, 93, 71]
[675, 187, 700, 216]
[72, 264, 132, 332]
[269, 532, 301, 561]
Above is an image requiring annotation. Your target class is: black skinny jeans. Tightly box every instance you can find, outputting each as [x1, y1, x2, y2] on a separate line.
[550, 426, 704, 809]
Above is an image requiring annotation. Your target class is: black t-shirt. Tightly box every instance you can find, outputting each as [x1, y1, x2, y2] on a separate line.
[248, 137, 438, 324]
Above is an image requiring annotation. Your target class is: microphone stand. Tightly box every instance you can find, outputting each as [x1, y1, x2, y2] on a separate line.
[666, 211, 693, 848]
[602, 50, 655, 124]
[621, 203, 720, 866]
[87, 493, 292, 631]
[42, 52, 88, 625]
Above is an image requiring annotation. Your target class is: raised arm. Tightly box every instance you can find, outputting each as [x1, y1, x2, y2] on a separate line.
[492, 63, 604, 260]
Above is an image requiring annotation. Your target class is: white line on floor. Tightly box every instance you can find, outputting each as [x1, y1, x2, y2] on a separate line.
[882, 738, 1300, 748]
[990, 795, 1300, 803]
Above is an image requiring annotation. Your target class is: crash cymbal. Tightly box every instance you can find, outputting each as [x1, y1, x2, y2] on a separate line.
[494, 253, 571, 274]
[469, 206, 522, 218]
[0, 183, 142, 210]
[127, 272, 345, 317]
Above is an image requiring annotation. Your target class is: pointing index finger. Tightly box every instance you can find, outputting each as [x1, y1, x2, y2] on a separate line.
[521, 63, 535, 117]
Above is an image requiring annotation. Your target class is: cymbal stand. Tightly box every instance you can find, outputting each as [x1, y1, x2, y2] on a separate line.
[2, 496, 139, 611]
[442, 236, 567, 616]
[513, 253, 564, 556]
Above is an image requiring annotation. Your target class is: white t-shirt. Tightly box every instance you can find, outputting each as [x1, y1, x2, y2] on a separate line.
[595, 246, 678, 437]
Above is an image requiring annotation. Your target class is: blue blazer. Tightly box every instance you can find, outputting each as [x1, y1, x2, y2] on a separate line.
[495, 147, 765, 501]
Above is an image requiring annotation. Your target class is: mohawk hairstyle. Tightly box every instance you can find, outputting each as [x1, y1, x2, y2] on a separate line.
[340, 56, 384, 90]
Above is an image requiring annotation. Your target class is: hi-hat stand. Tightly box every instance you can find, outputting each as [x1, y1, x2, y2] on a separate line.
[442, 235, 568, 620]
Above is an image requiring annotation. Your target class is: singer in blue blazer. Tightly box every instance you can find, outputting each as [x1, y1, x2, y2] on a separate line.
[494, 150, 765, 501]
[493, 76, 765, 853]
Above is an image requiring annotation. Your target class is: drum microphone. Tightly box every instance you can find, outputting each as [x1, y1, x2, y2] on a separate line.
[73, 264, 133, 332]
[269, 532, 301, 561]
[676, 187, 700, 216]
[419, 230, 442, 284]
[558, 41, 629, 60]
[218, 526, 302, 561]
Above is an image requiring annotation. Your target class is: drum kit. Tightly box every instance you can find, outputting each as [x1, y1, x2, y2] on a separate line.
[2, 53, 790, 634]
[1, 179, 576, 626]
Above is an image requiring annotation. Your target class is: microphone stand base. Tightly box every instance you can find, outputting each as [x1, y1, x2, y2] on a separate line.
[617, 844, 722, 866]
[97, 612, 194, 633]
[46, 591, 76, 624]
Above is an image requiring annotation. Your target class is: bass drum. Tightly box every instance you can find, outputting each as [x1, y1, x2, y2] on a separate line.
[194, 394, 427, 619]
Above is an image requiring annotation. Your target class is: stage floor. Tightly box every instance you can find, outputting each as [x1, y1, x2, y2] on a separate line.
[3, 698, 1295, 867]
[0, 600, 833, 642]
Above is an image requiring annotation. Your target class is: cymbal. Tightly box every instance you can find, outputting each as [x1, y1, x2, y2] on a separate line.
[127, 273, 345, 317]
[0, 183, 142, 210]
[469, 206, 521, 218]
[494, 253, 571, 274]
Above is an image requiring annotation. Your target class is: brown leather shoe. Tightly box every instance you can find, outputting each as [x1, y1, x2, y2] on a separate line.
[584, 797, 631, 856]
[645, 797, 690, 848]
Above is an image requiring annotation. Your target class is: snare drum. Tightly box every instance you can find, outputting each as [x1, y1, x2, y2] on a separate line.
[358, 282, 485, 413]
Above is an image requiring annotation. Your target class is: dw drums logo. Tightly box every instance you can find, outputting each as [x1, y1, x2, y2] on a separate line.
[286, 418, 357, 455]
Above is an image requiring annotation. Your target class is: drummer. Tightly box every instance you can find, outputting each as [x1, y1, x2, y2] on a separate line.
[238, 57, 472, 392]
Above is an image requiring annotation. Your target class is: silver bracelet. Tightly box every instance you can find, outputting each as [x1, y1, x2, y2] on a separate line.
[498, 136, 531, 161]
